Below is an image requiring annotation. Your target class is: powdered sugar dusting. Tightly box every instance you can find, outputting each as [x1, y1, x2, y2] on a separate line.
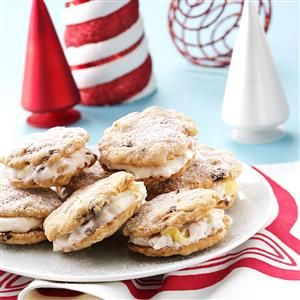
[0, 127, 89, 168]
[0, 179, 62, 218]
[99, 106, 198, 167]
[146, 143, 243, 199]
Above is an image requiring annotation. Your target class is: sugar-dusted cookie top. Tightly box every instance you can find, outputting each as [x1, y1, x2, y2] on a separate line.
[0, 127, 89, 169]
[99, 106, 198, 168]
[44, 172, 135, 241]
[123, 188, 217, 238]
[0, 180, 62, 218]
[56, 162, 113, 200]
[146, 144, 242, 199]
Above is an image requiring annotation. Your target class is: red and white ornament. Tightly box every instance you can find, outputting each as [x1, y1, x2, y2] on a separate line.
[64, 0, 155, 106]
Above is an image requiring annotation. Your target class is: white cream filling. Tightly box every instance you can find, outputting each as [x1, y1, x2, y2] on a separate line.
[0, 217, 43, 233]
[53, 182, 146, 251]
[7, 148, 92, 184]
[211, 180, 238, 203]
[130, 209, 227, 250]
[107, 149, 194, 180]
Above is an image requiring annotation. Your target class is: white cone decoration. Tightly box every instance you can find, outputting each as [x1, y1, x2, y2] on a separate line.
[222, 0, 289, 144]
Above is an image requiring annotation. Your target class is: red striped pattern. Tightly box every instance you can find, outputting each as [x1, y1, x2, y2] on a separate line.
[64, 0, 153, 106]
[70, 34, 144, 70]
[65, 0, 138, 47]
[0, 273, 32, 299]
[65, 0, 90, 8]
[123, 170, 300, 299]
[79, 55, 152, 105]
[0, 169, 299, 299]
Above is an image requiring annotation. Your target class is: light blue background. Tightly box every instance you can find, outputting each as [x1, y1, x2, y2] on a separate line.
[0, 0, 299, 164]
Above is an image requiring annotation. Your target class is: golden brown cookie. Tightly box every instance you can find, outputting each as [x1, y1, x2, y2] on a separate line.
[0, 127, 97, 188]
[128, 215, 231, 257]
[99, 106, 198, 184]
[56, 162, 113, 200]
[44, 172, 146, 252]
[146, 144, 243, 209]
[0, 230, 46, 245]
[123, 189, 231, 257]
[0, 180, 62, 245]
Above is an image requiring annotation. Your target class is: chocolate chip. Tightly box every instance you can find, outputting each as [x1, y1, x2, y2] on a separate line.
[122, 141, 133, 147]
[36, 166, 45, 173]
[0, 232, 12, 241]
[42, 156, 50, 162]
[160, 120, 169, 125]
[169, 205, 177, 213]
[26, 148, 35, 154]
[48, 149, 58, 155]
[211, 168, 226, 181]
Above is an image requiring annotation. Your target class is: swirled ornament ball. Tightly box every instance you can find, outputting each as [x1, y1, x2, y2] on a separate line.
[168, 0, 271, 67]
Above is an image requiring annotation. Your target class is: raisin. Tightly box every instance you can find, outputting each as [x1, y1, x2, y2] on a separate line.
[122, 141, 133, 147]
[0, 232, 12, 241]
[36, 166, 45, 173]
[169, 205, 177, 213]
[211, 168, 226, 181]
[48, 149, 59, 155]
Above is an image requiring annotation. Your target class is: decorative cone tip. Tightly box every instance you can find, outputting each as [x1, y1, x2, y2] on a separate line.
[221, 0, 289, 144]
[22, 0, 81, 127]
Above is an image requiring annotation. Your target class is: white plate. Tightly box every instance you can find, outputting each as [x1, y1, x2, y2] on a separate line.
[0, 165, 275, 282]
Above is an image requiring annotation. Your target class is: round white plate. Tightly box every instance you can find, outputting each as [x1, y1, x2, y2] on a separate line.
[0, 165, 275, 282]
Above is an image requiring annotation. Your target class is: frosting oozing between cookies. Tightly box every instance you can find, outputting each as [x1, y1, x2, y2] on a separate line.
[129, 209, 228, 250]
[106, 149, 194, 179]
[7, 148, 94, 185]
[211, 179, 238, 203]
[53, 182, 146, 251]
[0, 217, 43, 233]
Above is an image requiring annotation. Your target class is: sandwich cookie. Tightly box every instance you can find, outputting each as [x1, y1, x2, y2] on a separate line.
[123, 188, 231, 257]
[0, 180, 62, 244]
[44, 172, 146, 252]
[56, 162, 113, 200]
[146, 144, 243, 209]
[0, 127, 97, 188]
[99, 106, 198, 184]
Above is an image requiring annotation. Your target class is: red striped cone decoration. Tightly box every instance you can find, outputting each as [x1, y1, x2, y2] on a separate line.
[64, 0, 156, 106]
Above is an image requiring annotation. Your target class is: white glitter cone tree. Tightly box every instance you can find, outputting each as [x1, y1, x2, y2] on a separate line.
[222, 0, 289, 144]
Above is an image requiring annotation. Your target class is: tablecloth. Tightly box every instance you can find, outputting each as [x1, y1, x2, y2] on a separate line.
[0, 162, 299, 300]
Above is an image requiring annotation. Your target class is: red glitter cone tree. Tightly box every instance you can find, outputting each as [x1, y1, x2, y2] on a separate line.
[22, 0, 81, 128]
[64, 0, 156, 106]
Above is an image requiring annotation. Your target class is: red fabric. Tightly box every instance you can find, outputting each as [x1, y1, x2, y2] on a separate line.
[124, 169, 300, 299]
[65, 0, 139, 47]
[79, 55, 152, 106]
[37, 288, 82, 297]
[1, 169, 299, 300]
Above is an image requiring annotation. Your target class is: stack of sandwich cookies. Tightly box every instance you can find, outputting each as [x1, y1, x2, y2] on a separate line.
[56, 162, 113, 200]
[0, 107, 241, 258]
[44, 172, 146, 252]
[123, 188, 232, 257]
[146, 144, 242, 209]
[99, 106, 198, 184]
[0, 180, 62, 244]
[0, 127, 97, 188]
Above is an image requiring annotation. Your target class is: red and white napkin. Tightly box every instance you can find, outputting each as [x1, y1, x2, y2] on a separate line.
[1, 162, 299, 300]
